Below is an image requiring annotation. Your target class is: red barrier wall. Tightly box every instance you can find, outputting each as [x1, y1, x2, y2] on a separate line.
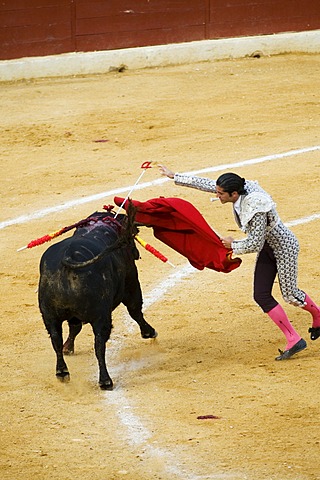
[1, 0, 320, 61]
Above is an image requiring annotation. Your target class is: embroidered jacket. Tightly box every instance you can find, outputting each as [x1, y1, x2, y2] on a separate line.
[174, 173, 297, 256]
[174, 173, 305, 305]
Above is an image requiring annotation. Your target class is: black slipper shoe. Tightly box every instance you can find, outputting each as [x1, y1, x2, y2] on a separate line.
[308, 327, 320, 341]
[275, 338, 307, 361]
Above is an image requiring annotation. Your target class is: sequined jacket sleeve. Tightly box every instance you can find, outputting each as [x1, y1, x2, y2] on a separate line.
[231, 212, 267, 255]
[174, 173, 216, 192]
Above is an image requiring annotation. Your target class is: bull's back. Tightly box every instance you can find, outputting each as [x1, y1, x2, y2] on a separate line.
[38, 232, 129, 322]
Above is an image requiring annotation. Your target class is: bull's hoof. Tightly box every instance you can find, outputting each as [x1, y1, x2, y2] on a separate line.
[99, 380, 113, 391]
[63, 341, 75, 355]
[142, 329, 158, 339]
[63, 347, 74, 355]
[56, 370, 70, 382]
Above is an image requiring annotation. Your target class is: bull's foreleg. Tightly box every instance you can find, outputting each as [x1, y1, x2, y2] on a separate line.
[63, 321, 82, 355]
[92, 320, 113, 390]
[126, 305, 158, 339]
[123, 276, 157, 338]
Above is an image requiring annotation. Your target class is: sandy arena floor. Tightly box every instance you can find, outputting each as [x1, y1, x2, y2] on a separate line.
[1, 53, 320, 480]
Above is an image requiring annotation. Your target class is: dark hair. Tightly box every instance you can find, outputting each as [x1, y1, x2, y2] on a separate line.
[216, 173, 246, 195]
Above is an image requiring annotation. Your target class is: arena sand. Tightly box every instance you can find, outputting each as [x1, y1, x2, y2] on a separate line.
[1, 53, 320, 480]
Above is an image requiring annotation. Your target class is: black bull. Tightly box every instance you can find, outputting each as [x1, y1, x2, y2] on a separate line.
[38, 209, 157, 390]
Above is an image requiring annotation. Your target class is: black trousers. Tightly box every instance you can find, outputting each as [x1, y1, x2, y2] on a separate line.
[253, 243, 279, 313]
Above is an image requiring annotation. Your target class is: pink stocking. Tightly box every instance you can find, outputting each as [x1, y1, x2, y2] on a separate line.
[267, 304, 301, 350]
[303, 294, 320, 328]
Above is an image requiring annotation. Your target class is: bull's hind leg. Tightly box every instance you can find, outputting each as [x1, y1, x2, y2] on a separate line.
[44, 317, 70, 381]
[91, 318, 113, 390]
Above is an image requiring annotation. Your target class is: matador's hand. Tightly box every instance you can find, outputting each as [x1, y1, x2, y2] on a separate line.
[221, 236, 234, 249]
[158, 165, 175, 179]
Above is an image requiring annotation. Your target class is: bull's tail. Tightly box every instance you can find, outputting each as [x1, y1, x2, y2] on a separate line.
[61, 240, 122, 269]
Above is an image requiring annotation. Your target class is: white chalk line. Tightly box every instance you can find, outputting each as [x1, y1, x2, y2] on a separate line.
[1, 144, 320, 231]
[285, 213, 320, 227]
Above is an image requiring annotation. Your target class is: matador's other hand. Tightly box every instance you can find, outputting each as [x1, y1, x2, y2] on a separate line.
[221, 236, 234, 249]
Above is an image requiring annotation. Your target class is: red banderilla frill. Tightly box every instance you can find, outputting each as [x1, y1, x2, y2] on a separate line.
[135, 235, 175, 267]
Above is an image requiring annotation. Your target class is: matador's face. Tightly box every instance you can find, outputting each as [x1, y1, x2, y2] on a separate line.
[215, 186, 240, 204]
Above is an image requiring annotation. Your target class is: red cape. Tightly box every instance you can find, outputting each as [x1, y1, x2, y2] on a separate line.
[114, 196, 241, 273]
